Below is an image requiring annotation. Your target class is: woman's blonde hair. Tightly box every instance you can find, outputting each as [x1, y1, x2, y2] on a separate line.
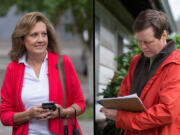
[9, 12, 60, 61]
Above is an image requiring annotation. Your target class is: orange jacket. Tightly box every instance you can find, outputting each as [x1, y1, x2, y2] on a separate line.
[116, 50, 180, 135]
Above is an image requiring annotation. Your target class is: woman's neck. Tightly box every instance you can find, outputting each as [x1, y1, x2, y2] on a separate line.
[26, 52, 46, 66]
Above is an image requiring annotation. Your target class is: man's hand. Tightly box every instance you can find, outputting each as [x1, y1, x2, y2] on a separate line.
[100, 107, 118, 121]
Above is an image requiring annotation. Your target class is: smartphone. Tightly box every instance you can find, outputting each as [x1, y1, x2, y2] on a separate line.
[42, 102, 57, 111]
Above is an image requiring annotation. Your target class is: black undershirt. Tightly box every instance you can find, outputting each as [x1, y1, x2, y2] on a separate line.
[130, 39, 176, 97]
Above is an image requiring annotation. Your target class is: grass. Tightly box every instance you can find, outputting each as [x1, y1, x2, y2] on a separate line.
[78, 105, 93, 120]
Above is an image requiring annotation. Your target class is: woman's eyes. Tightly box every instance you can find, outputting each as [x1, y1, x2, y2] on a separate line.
[30, 33, 38, 37]
[42, 32, 47, 36]
[30, 32, 47, 37]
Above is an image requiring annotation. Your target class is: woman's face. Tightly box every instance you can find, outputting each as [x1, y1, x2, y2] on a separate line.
[24, 21, 48, 57]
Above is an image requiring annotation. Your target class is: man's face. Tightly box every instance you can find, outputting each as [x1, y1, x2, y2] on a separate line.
[135, 27, 166, 58]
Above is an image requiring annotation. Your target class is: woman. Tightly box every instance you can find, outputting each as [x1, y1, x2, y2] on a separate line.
[0, 12, 86, 135]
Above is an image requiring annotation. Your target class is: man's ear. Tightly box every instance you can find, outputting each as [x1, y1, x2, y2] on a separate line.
[161, 30, 168, 39]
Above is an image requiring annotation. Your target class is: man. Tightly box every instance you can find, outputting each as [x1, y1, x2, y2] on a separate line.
[101, 9, 180, 135]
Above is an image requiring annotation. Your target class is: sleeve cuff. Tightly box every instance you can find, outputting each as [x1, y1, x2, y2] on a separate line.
[1, 111, 19, 128]
[116, 110, 138, 131]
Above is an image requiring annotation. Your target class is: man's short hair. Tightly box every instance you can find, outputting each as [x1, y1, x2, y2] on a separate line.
[133, 9, 168, 39]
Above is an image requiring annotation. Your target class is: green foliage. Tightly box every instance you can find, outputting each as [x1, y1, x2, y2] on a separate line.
[99, 35, 180, 135]
[98, 37, 141, 135]
[77, 105, 93, 120]
[0, 0, 93, 48]
[98, 37, 141, 98]
[68, 0, 93, 48]
[0, 0, 15, 16]
[167, 35, 180, 49]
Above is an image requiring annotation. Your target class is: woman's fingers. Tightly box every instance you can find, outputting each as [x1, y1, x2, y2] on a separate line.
[55, 104, 62, 108]
[30, 104, 80, 120]
[38, 112, 52, 121]
[29, 105, 51, 119]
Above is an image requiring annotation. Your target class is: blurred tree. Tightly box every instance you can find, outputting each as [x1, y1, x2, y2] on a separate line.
[0, 0, 93, 49]
[0, 0, 93, 103]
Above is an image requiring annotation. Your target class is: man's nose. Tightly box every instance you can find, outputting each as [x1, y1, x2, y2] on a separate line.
[140, 42, 147, 49]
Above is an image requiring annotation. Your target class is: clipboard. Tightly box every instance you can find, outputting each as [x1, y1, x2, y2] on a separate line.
[97, 93, 146, 112]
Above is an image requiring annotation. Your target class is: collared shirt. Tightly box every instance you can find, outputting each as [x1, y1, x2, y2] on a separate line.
[19, 52, 55, 135]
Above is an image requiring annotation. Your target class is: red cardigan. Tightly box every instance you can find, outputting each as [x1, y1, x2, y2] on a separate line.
[0, 51, 86, 135]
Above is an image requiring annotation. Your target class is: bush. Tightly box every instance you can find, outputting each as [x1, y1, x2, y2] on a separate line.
[98, 35, 180, 135]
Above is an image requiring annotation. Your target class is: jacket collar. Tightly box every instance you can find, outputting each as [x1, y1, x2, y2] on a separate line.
[142, 39, 176, 59]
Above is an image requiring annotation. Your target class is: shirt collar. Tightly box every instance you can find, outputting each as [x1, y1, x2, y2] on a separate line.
[18, 51, 48, 65]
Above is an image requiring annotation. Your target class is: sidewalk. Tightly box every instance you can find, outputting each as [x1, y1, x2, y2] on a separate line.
[0, 122, 12, 135]
[0, 119, 93, 135]
[79, 119, 93, 135]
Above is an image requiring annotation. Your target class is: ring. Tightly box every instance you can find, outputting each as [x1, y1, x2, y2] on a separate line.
[41, 116, 47, 119]
[39, 111, 43, 114]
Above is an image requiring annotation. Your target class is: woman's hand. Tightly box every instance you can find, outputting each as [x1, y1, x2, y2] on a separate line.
[48, 104, 74, 119]
[13, 104, 51, 125]
[48, 104, 80, 119]
[62, 107, 75, 118]
[48, 104, 63, 119]
[61, 104, 81, 118]
[28, 105, 51, 121]
[100, 107, 118, 121]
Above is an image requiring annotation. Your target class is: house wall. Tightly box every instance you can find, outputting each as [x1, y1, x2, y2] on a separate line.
[95, 16, 117, 120]
[95, 2, 132, 120]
